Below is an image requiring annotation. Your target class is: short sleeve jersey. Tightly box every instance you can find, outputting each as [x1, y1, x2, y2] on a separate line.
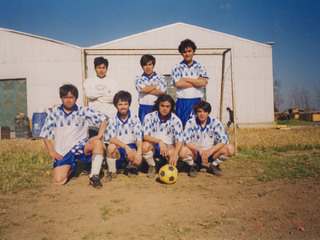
[40, 105, 106, 156]
[183, 116, 229, 150]
[135, 72, 167, 105]
[142, 111, 183, 145]
[104, 110, 142, 144]
[171, 60, 209, 99]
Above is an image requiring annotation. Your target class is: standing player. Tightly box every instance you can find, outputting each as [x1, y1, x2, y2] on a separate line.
[171, 39, 209, 127]
[104, 91, 143, 181]
[142, 94, 183, 178]
[40, 84, 107, 188]
[179, 101, 234, 177]
[135, 54, 167, 122]
[83, 57, 119, 135]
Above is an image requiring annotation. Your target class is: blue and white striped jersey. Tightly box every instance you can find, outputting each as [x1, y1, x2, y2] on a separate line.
[104, 110, 142, 144]
[135, 72, 167, 105]
[183, 116, 229, 150]
[40, 104, 106, 156]
[171, 60, 209, 99]
[142, 111, 183, 145]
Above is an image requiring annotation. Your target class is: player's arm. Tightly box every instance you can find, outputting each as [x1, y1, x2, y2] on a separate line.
[96, 119, 107, 140]
[143, 135, 168, 157]
[43, 138, 63, 162]
[139, 85, 157, 93]
[149, 89, 166, 95]
[83, 80, 106, 99]
[204, 142, 225, 159]
[181, 77, 207, 87]
[186, 141, 204, 153]
[169, 141, 183, 166]
[132, 140, 143, 166]
[109, 137, 135, 161]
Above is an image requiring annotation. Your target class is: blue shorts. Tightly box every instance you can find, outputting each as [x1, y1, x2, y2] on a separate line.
[54, 139, 92, 170]
[117, 143, 137, 167]
[195, 152, 214, 165]
[176, 98, 201, 127]
[139, 105, 153, 123]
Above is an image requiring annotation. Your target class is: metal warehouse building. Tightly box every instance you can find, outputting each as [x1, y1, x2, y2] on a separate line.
[0, 22, 275, 131]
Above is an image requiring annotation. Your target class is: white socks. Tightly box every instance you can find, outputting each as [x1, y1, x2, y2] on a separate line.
[106, 157, 117, 173]
[181, 156, 194, 166]
[143, 151, 155, 166]
[212, 155, 229, 166]
[90, 154, 103, 178]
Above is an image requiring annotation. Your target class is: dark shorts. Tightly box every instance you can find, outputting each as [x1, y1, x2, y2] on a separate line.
[139, 104, 153, 123]
[176, 98, 201, 127]
[195, 152, 214, 165]
[117, 143, 137, 167]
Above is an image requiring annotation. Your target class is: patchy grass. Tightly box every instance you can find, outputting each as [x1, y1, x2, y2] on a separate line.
[276, 119, 315, 126]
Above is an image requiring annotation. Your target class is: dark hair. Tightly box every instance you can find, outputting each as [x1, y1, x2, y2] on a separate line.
[94, 57, 109, 68]
[59, 84, 78, 99]
[226, 107, 230, 111]
[152, 94, 175, 113]
[140, 55, 155, 67]
[113, 91, 132, 106]
[193, 100, 211, 114]
[178, 39, 197, 54]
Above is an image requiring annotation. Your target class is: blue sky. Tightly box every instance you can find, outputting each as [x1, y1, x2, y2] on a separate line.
[1, 0, 320, 110]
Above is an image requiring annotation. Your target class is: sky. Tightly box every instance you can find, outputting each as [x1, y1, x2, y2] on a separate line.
[1, 0, 320, 110]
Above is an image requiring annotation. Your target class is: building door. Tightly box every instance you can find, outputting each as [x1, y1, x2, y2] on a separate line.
[0, 79, 27, 130]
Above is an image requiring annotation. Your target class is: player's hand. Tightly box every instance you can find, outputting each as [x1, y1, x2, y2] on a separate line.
[201, 149, 212, 163]
[169, 154, 178, 166]
[49, 150, 63, 162]
[132, 151, 142, 167]
[159, 140, 168, 157]
[126, 147, 135, 162]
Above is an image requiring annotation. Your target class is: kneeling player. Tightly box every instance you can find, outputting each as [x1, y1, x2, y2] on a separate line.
[40, 84, 107, 188]
[104, 91, 143, 180]
[142, 94, 183, 178]
[179, 100, 234, 177]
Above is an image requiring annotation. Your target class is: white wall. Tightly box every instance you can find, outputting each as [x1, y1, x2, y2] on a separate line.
[0, 29, 82, 118]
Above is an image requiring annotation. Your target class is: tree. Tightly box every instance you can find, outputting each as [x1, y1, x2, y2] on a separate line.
[289, 85, 311, 110]
[273, 79, 284, 112]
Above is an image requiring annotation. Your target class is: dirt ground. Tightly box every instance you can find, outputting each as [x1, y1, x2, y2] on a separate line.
[0, 158, 319, 240]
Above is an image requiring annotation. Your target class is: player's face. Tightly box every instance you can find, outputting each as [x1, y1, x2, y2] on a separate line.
[62, 92, 76, 112]
[116, 99, 130, 116]
[95, 64, 107, 78]
[159, 101, 171, 118]
[142, 61, 154, 77]
[196, 108, 209, 124]
[182, 47, 194, 65]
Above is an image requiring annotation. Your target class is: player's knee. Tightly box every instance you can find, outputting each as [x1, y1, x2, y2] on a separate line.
[52, 176, 67, 185]
[226, 144, 235, 156]
[142, 142, 152, 153]
[179, 146, 189, 158]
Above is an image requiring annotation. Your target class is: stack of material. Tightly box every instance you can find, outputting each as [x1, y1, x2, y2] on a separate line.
[276, 125, 290, 131]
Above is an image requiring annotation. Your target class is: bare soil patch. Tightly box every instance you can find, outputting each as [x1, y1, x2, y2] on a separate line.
[1, 156, 319, 240]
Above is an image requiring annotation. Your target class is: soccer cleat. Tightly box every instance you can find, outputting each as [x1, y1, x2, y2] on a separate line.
[127, 167, 138, 178]
[104, 172, 117, 182]
[147, 165, 156, 178]
[210, 164, 223, 176]
[89, 175, 103, 188]
[188, 166, 197, 178]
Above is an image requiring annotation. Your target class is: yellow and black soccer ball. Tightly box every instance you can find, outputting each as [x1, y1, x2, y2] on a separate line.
[159, 164, 178, 184]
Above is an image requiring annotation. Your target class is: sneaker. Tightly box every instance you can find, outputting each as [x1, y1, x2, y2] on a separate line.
[210, 164, 223, 176]
[189, 166, 197, 177]
[147, 165, 156, 178]
[104, 172, 117, 182]
[89, 175, 103, 188]
[127, 167, 138, 178]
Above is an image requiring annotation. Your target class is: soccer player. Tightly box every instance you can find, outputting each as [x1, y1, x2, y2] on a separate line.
[135, 54, 167, 122]
[104, 91, 143, 180]
[171, 39, 209, 127]
[179, 100, 234, 177]
[40, 84, 107, 188]
[142, 94, 183, 178]
[83, 57, 119, 136]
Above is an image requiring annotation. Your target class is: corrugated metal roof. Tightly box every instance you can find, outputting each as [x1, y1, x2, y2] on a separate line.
[0, 27, 81, 49]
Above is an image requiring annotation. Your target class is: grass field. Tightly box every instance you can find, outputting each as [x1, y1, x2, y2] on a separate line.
[1, 127, 319, 193]
[0, 127, 320, 239]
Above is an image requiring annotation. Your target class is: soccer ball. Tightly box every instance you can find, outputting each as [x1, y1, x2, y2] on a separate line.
[159, 164, 178, 184]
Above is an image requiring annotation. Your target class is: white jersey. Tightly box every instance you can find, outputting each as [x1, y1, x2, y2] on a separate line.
[171, 60, 209, 99]
[83, 75, 119, 117]
[183, 116, 229, 150]
[135, 72, 167, 106]
[104, 110, 142, 144]
[40, 105, 106, 156]
[142, 111, 183, 145]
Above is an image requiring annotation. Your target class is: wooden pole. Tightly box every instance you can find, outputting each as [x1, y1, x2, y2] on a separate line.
[230, 50, 237, 154]
[81, 48, 87, 107]
[219, 52, 226, 121]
